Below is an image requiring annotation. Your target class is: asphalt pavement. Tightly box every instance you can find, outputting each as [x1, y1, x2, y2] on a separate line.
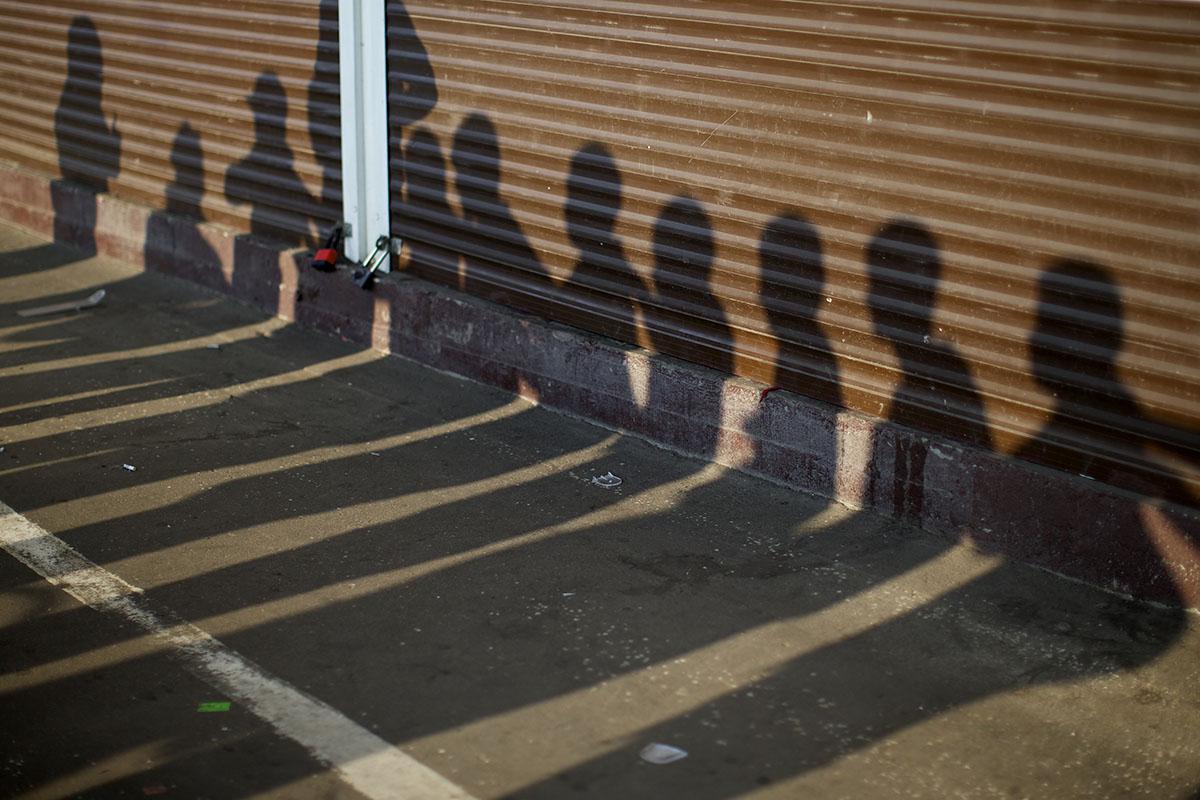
[1, 223, 1197, 799]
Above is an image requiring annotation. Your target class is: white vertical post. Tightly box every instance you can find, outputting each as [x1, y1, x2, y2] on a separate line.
[338, 0, 391, 270]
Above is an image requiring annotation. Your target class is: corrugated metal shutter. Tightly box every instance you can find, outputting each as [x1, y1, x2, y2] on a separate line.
[390, 1, 1200, 504]
[0, 0, 339, 245]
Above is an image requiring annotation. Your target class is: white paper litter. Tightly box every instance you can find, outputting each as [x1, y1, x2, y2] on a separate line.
[591, 471, 623, 489]
[640, 743, 688, 765]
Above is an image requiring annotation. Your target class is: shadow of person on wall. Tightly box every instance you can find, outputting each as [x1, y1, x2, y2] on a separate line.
[1015, 258, 1199, 601]
[750, 211, 843, 488]
[224, 71, 317, 315]
[399, 127, 461, 283]
[144, 123, 224, 291]
[451, 112, 551, 308]
[387, 0, 439, 129]
[306, 0, 342, 222]
[561, 141, 649, 428]
[759, 213, 841, 406]
[385, 0, 440, 249]
[865, 219, 993, 522]
[563, 142, 647, 346]
[643, 195, 732, 457]
[52, 15, 121, 257]
[506, 233, 1193, 800]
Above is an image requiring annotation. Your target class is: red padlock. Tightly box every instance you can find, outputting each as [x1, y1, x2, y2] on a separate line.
[310, 224, 344, 272]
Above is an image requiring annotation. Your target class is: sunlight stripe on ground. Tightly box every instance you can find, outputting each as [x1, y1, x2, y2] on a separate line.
[0, 317, 289, 379]
[0, 377, 178, 415]
[0, 450, 710, 695]
[414, 541, 1004, 798]
[0, 501, 476, 800]
[29, 396, 531, 524]
[0, 348, 384, 445]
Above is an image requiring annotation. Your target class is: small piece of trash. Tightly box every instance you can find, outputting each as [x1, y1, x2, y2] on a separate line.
[197, 701, 231, 712]
[562, 592, 576, 597]
[591, 471, 623, 489]
[369, 451, 382, 457]
[17, 289, 106, 318]
[0, 447, 5, 454]
[122, 464, 137, 472]
[142, 785, 169, 797]
[206, 343, 222, 350]
[640, 743, 688, 764]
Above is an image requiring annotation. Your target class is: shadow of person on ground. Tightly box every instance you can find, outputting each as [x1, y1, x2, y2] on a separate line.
[224, 71, 318, 314]
[49, 15, 121, 260]
[866, 219, 993, 522]
[7, 152, 1195, 795]
[144, 123, 224, 292]
[498, 230, 1193, 800]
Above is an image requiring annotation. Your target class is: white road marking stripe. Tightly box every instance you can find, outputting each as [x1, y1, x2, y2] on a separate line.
[0, 501, 475, 800]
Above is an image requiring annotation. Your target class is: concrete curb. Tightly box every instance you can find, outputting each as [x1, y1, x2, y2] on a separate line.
[3, 166, 1196, 608]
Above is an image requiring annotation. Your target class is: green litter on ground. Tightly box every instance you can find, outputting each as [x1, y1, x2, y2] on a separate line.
[197, 701, 231, 712]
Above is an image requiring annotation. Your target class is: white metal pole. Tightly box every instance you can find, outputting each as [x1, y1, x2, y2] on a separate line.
[338, 0, 391, 270]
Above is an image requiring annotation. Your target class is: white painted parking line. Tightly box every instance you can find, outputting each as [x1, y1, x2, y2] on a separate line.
[0, 501, 476, 800]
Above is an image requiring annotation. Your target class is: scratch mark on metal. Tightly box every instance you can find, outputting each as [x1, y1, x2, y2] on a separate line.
[688, 110, 739, 164]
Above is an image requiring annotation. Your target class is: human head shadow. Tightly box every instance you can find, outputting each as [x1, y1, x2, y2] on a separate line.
[387, 0, 438, 128]
[1012, 259, 1198, 597]
[865, 219, 993, 522]
[224, 71, 320, 314]
[1020, 259, 1199, 499]
[9, 246, 1191, 799]
[563, 142, 647, 347]
[482, 250, 1196, 798]
[224, 71, 315, 247]
[749, 211, 842, 490]
[306, 0, 341, 218]
[865, 219, 992, 449]
[398, 126, 461, 284]
[642, 194, 731, 457]
[144, 123, 225, 291]
[758, 213, 840, 404]
[163, 123, 206, 219]
[51, 15, 121, 259]
[301, 0, 439, 223]
[381, 0, 439, 283]
[450, 112, 551, 308]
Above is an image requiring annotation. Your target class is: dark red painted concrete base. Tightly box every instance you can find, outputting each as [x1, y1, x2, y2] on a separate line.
[3, 167, 1197, 608]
